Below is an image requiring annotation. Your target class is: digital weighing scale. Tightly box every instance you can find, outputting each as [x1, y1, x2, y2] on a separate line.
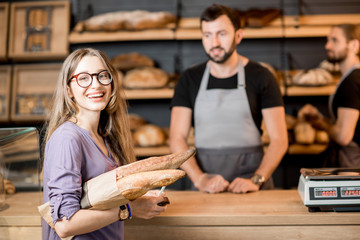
[298, 168, 360, 212]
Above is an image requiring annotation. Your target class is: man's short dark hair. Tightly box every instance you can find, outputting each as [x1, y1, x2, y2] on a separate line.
[200, 4, 241, 31]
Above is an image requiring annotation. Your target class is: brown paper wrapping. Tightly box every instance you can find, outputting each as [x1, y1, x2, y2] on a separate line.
[80, 169, 128, 210]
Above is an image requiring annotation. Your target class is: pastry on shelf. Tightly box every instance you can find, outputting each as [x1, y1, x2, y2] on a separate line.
[133, 124, 167, 147]
[294, 121, 316, 145]
[128, 113, 147, 131]
[319, 59, 341, 76]
[234, 8, 281, 28]
[4, 179, 16, 195]
[285, 114, 297, 130]
[292, 68, 333, 86]
[315, 130, 330, 144]
[73, 10, 176, 32]
[111, 52, 155, 72]
[123, 67, 168, 89]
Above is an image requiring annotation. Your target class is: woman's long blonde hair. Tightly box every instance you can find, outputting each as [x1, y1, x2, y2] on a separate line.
[43, 48, 136, 166]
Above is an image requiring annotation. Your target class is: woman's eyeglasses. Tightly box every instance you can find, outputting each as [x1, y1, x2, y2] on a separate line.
[69, 70, 112, 88]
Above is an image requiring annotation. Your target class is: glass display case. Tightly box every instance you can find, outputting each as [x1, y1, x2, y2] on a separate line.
[0, 127, 41, 192]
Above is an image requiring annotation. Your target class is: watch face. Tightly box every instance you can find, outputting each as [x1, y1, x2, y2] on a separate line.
[251, 174, 264, 185]
[120, 209, 129, 220]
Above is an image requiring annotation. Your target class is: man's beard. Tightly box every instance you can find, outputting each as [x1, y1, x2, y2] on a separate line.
[327, 48, 347, 64]
[206, 38, 237, 64]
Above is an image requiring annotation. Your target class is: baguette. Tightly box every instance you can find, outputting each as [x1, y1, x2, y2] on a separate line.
[117, 169, 185, 200]
[116, 147, 196, 178]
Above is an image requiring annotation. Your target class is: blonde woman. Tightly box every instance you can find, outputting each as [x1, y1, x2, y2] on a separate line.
[42, 48, 167, 239]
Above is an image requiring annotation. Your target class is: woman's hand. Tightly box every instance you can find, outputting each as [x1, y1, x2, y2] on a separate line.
[128, 190, 167, 219]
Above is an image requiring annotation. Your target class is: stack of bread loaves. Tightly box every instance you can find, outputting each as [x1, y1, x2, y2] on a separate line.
[128, 114, 167, 147]
[111, 52, 169, 89]
[73, 10, 176, 32]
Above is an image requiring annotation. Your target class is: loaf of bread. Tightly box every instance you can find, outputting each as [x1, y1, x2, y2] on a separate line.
[315, 130, 329, 144]
[4, 179, 16, 194]
[111, 52, 154, 72]
[117, 169, 185, 200]
[128, 113, 147, 131]
[73, 10, 176, 32]
[123, 67, 168, 89]
[285, 114, 297, 130]
[133, 124, 167, 147]
[116, 148, 196, 178]
[319, 60, 341, 75]
[294, 121, 316, 144]
[292, 68, 333, 86]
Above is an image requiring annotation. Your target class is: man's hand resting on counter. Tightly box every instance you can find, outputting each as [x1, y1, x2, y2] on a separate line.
[195, 173, 229, 193]
[227, 178, 260, 193]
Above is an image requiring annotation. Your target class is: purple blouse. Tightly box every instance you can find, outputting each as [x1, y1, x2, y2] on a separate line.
[42, 122, 124, 240]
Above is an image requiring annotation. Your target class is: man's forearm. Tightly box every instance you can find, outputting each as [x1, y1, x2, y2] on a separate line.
[255, 137, 288, 181]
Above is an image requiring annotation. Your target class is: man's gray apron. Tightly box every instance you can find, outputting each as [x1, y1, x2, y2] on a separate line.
[193, 57, 273, 189]
[328, 63, 360, 167]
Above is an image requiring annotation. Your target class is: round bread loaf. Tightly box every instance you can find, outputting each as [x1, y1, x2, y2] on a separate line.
[285, 114, 297, 130]
[133, 124, 166, 147]
[319, 60, 341, 75]
[292, 68, 333, 86]
[128, 113, 147, 131]
[294, 122, 316, 144]
[111, 53, 154, 72]
[315, 130, 329, 144]
[123, 67, 168, 89]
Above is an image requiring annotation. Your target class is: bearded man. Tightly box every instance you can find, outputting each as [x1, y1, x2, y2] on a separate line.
[298, 24, 360, 167]
[169, 4, 288, 193]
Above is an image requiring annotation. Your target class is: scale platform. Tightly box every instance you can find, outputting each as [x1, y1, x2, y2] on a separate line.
[298, 168, 360, 212]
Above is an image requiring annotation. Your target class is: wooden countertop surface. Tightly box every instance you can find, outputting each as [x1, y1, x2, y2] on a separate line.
[1, 190, 359, 227]
[127, 190, 360, 226]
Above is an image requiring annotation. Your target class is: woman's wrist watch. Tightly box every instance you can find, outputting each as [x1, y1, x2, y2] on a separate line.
[250, 174, 265, 188]
[119, 203, 132, 221]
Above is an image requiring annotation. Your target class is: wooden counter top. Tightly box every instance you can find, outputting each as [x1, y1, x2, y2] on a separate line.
[0, 192, 42, 240]
[125, 190, 360, 240]
[127, 190, 360, 226]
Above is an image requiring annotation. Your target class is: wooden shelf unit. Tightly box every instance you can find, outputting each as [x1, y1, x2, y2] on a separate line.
[8, 1, 70, 61]
[134, 143, 327, 158]
[69, 14, 360, 43]
[0, 3, 9, 61]
[175, 14, 360, 40]
[11, 63, 62, 121]
[69, 28, 175, 44]
[0, 65, 11, 122]
[124, 88, 174, 100]
[284, 84, 337, 96]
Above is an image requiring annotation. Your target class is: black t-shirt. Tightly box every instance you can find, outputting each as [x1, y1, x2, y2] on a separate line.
[332, 69, 360, 144]
[170, 60, 284, 131]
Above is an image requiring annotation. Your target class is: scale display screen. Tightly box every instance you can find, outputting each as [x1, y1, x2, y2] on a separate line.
[314, 188, 337, 198]
[310, 187, 360, 200]
[341, 187, 360, 197]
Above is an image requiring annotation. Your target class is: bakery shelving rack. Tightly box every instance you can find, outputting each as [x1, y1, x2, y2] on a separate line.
[70, 13, 358, 156]
[124, 88, 174, 100]
[0, 2, 9, 61]
[3, 9, 357, 156]
[69, 14, 360, 43]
